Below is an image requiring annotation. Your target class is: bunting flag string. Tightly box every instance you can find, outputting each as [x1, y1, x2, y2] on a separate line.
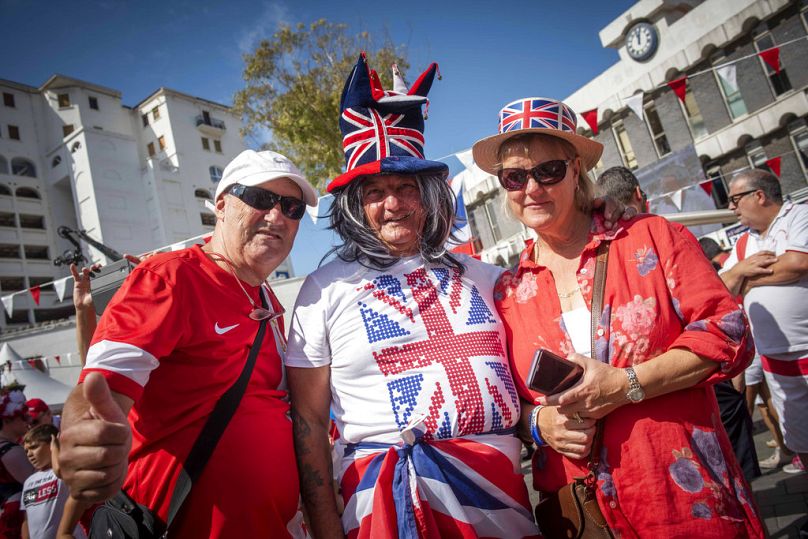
[759, 47, 781, 74]
[623, 92, 645, 122]
[581, 109, 599, 135]
[667, 76, 688, 103]
[53, 277, 69, 302]
[765, 156, 782, 177]
[29, 286, 40, 306]
[715, 64, 738, 93]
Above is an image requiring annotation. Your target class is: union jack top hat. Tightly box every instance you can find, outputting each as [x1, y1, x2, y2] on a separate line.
[326, 53, 448, 193]
[471, 97, 603, 175]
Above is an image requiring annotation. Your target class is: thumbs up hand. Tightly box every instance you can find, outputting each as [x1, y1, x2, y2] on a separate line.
[56, 372, 133, 502]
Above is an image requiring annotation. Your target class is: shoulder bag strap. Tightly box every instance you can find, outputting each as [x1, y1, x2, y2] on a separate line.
[164, 291, 271, 531]
[588, 241, 610, 475]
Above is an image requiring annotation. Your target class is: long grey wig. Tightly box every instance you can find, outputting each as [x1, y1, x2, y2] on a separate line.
[324, 174, 466, 273]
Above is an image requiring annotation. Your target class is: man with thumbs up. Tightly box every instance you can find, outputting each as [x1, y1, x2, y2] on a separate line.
[56, 150, 318, 538]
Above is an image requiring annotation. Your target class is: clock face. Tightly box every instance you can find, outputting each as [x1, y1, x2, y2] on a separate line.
[626, 22, 658, 62]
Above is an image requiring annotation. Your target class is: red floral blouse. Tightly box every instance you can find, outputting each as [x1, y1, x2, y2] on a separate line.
[494, 214, 764, 538]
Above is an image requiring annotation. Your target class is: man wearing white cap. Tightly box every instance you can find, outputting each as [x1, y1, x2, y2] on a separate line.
[57, 150, 317, 538]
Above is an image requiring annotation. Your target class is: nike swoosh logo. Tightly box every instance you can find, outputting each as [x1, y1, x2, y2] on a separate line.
[214, 322, 239, 335]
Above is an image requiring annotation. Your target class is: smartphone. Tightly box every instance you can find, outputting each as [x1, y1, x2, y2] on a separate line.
[89, 258, 136, 316]
[526, 348, 584, 395]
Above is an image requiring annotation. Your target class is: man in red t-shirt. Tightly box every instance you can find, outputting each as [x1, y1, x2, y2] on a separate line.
[56, 149, 318, 538]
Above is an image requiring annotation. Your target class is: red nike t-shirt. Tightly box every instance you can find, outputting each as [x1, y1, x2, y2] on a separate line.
[80, 245, 300, 538]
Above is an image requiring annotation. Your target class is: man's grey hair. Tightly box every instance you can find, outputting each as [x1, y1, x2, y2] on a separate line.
[596, 166, 640, 206]
[730, 168, 783, 204]
[325, 174, 465, 273]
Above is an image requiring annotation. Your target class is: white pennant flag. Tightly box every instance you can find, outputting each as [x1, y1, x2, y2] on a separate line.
[455, 149, 475, 170]
[306, 196, 321, 225]
[1, 294, 13, 317]
[670, 189, 684, 211]
[623, 92, 645, 123]
[716, 63, 738, 93]
[53, 277, 70, 302]
[170, 242, 185, 252]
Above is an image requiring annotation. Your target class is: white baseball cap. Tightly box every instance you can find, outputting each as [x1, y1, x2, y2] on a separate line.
[215, 149, 319, 206]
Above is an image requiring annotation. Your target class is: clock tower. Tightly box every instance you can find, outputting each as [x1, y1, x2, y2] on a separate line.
[625, 21, 659, 62]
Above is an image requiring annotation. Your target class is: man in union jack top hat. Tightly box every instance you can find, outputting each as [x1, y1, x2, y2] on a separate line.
[285, 53, 540, 538]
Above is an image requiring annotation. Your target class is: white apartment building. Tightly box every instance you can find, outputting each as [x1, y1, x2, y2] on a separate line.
[0, 75, 293, 329]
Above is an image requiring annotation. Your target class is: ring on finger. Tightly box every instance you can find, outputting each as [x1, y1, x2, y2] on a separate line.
[573, 412, 584, 424]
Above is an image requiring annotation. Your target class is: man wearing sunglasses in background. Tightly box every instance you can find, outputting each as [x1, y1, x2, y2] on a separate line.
[720, 169, 808, 477]
[56, 149, 317, 537]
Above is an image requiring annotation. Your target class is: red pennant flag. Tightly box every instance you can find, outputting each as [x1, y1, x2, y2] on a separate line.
[700, 180, 713, 197]
[765, 156, 781, 177]
[581, 108, 599, 136]
[759, 47, 781, 74]
[667, 76, 688, 103]
[30, 285, 40, 305]
[26, 359, 37, 369]
[54, 355, 61, 365]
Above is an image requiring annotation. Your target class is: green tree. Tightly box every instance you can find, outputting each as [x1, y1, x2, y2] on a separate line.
[234, 20, 409, 191]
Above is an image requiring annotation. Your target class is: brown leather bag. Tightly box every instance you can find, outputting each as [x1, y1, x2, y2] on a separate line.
[534, 241, 614, 539]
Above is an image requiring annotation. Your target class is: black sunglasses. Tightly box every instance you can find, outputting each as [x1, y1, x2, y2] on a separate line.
[497, 160, 571, 191]
[727, 189, 759, 207]
[227, 184, 306, 220]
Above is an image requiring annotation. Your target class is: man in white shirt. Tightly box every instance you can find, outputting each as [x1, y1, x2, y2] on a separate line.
[720, 169, 808, 473]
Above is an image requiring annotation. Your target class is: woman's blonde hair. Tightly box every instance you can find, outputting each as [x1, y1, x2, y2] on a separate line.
[496, 133, 594, 213]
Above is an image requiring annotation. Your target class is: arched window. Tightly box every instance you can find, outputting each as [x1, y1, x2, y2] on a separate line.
[15, 187, 40, 199]
[0, 155, 8, 175]
[0, 185, 10, 196]
[51, 155, 62, 168]
[194, 188, 212, 200]
[11, 158, 36, 177]
[209, 166, 223, 183]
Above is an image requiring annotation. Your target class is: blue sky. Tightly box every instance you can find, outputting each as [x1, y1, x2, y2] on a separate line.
[0, 0, 634, 275]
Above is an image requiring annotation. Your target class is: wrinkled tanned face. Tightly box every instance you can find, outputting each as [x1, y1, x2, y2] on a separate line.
[362, 175, 426, 257]
[219, 178, 302, 271]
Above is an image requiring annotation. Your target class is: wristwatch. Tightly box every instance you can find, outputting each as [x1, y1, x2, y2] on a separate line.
[624, 367, 646, 403]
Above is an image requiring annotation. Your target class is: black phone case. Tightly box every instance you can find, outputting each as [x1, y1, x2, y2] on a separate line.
[527, 348, 584, 395]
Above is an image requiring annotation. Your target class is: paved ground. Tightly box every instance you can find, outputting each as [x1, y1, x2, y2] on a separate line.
[521, 412, 808, 536]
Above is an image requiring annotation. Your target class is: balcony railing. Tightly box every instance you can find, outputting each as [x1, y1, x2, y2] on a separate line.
[195, 115, 226, 130]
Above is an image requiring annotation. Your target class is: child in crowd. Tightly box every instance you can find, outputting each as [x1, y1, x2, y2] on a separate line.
[21, 425, 85, 539]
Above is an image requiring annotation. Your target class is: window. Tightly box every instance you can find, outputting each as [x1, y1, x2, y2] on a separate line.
[483, 198, 502, 243]
[194, 188, 212, 200]
[746, 142, 768, 169]
[62, 124, 74, 137]
[0, 184, 9, 196]
[644, 102, 670, 157]
[201, 137, 210, 151]
[209, 166, 223, 183]
[755, 34, 791, 96]
[11, 159, 36, 178]
[57, 93, 71, 108]
[0, 156, 7, 175]
[612, 121, 638, 170]
[18, 214, 44, 229]
[70, 141, 81, 153]
[15, 186, 40, 198]
[2, 93, 14, 108]
[0, 277, 24, 291]
[213, 140, 222, 153]
[142, 114, 149, 127]
[51, 156, 61, 168]
[158, 136, 166, 151]
[147, 142, 156, 157]
[24, 245, 49, 260]
[704, 164, 730, 208]
[201, 213, 216, 226]
[791, 128, 808, 172]
[0, 245, 20, 259]
[88, 96, 99, 110]
[0, 213, 15, 227]
[8, 125, 20, 140]
[680, 86, 708, 140]
[152, 106, 160, 120]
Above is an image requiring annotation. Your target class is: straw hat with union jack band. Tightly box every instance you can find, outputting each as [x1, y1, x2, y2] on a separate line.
[326, 53, 448, 193]
[472, 97, 603, 174]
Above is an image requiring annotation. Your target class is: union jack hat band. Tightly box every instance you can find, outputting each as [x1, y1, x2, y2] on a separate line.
[471, 96, 603, 175]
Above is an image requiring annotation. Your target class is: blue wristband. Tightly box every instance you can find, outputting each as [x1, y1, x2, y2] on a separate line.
[530, 405, 546, 447]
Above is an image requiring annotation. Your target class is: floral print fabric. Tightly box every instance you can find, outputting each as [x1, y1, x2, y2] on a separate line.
[495, 214, 763, 538]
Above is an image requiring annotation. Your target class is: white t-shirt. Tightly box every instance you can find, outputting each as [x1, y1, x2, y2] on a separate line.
[561, 307, 592, 358]
[21, 469, 86, 539]
[721, 201, 808, 356]
[286, 255, 521, 445]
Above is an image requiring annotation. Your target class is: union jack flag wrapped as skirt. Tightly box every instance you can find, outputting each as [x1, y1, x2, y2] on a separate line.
[339, 425, 539, 538]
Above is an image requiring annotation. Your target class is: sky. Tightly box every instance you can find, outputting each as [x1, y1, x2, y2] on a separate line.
[0, 0, 635, 275]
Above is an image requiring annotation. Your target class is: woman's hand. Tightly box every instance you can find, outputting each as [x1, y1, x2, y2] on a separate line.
[533, 404, 596, 460]
[542, 353, 628, 420]
[592, 195, 637, 229]
[69, 263, 101, 312]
